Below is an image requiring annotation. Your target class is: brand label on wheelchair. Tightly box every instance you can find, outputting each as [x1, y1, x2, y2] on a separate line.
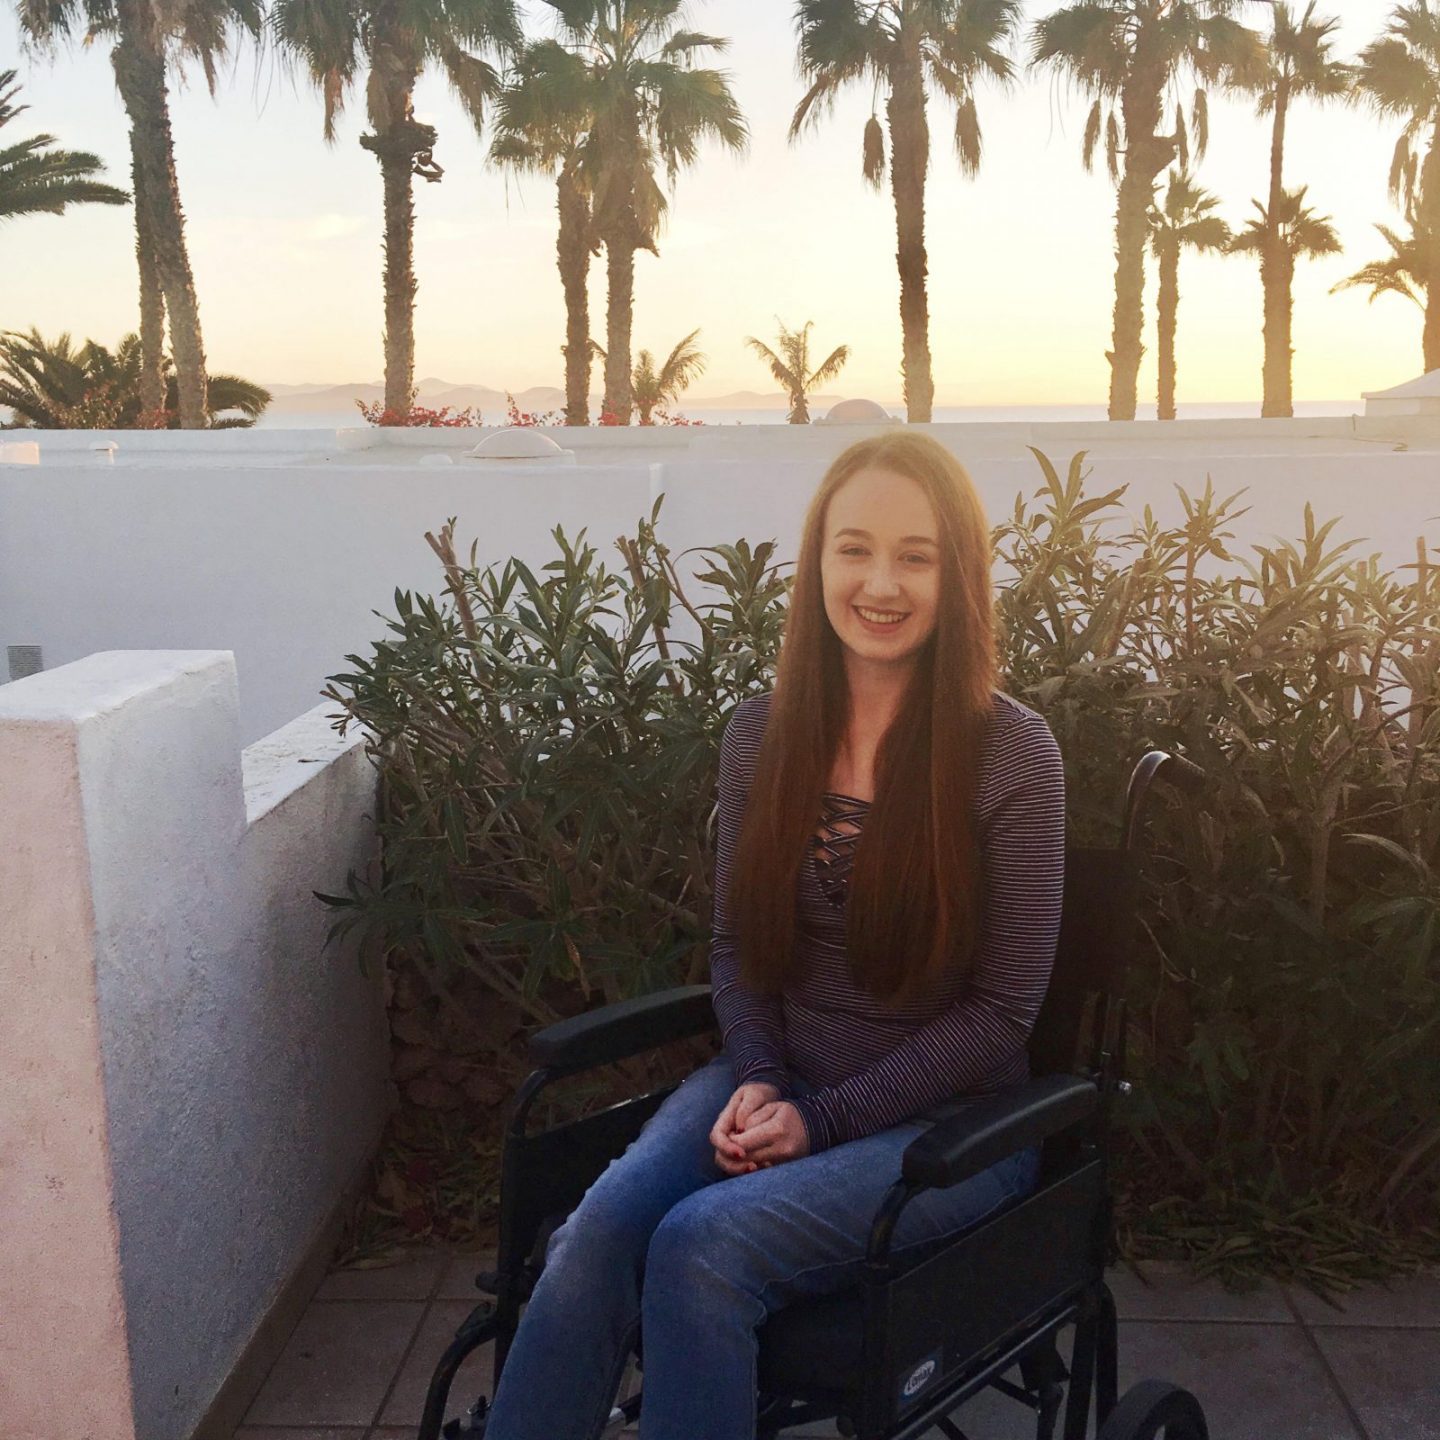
[897, 1348, 943, 1408]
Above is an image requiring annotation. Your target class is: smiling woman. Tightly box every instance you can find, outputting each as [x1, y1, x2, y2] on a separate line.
[476, 431, 1066, 1440]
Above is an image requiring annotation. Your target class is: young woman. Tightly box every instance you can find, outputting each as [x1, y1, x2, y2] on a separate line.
[482, 432, 1066, 1440]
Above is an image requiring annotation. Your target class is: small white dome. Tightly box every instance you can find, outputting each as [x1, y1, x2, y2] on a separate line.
[466, 428, 571, 460]
[818, 398, 901, 425]
[416, 452, 454, 466]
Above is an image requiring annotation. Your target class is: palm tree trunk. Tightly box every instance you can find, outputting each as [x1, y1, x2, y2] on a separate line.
[886, 51, 933, 424]
[603, 232, 635, 423]
[360, 104, 429, 417]
[790, 393, 809, 424]
[1421, 119, 1440, 373]
[557, 154, 591, 425]
[1262, 244, 1294, 417]
[379, 145, 417, 415]
[1156, 245, 1179, 421]
[128, 128, 166, 418]
[1109, 60, 1169, 423]
[1108, 162, 1153, 421]
[112, 0, 209, 429]
[1262, 84, 1293, 417]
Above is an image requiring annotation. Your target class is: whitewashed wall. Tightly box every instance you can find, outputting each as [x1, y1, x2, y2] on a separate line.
[0, 652, 391, 1440]
[3, 418, 1437, 744]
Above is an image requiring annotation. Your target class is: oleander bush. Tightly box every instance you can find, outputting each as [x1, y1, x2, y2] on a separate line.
[322, 449, 1440, 1285]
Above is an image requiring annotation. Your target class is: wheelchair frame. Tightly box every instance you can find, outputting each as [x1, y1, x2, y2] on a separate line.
[416, 749, 1209, 1440]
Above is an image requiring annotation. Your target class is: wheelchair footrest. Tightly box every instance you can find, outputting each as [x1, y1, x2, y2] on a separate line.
[441, 1395, 488, 1439]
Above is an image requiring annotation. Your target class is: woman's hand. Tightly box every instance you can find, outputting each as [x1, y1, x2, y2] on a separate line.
[710, 1082, 781, 1176]
[730, 1101, 810, 1166]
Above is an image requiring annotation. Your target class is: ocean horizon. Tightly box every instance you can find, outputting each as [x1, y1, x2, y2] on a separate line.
[255, 400, 1359, 430]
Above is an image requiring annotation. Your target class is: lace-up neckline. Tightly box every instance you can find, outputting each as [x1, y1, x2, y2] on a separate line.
[812, 791, 871, 906]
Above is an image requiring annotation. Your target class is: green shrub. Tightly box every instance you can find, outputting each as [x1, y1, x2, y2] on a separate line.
[323, 450, 1440, 1287]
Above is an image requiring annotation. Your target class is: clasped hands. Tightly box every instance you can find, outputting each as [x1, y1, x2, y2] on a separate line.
[709, 1080, 811, 1176]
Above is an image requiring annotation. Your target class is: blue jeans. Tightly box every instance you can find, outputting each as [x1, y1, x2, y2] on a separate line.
[482, 1049, 1040, 1440]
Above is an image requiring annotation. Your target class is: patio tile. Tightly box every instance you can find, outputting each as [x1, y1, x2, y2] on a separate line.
[315, 1251, 446, 1301]
[439, 1249, 499, 1300]
[233, 1431, 366, 1439]
[379, 1300, 497, 1427]
[1106, 1261, 1292, 1322]
[1286, 1270, 1440, 1328]
[1115, 1320, 1361, 1440]
[1311, 1327, 1440, 1440]
[242, 1300, 425, 1428]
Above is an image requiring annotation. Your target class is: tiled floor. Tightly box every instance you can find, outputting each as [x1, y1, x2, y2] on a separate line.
[232, 1253, 1440, 1440]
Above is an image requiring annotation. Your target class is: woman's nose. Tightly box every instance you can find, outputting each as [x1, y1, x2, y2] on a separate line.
[864, 564, 903, 597]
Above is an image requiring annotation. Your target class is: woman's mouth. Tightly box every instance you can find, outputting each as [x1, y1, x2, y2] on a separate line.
[854, 605, 910, 634]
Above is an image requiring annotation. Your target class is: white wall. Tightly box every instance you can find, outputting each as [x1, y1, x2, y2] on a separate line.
[4, 418, 1438, 744]
[0, 652, 391, 1440]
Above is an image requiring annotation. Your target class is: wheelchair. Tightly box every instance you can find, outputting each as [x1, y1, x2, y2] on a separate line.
[416, 749, 1211, 1440]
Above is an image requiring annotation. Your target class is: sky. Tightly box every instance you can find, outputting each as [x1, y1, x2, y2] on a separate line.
[2, 1, 1429, 405]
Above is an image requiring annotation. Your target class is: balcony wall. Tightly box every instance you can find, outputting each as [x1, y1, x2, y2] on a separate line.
[3, 416, 1438, 743]
[0, 651, 391, 1440]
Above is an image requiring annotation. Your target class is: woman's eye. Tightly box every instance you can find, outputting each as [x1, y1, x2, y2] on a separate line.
[839, 547, 929, 563]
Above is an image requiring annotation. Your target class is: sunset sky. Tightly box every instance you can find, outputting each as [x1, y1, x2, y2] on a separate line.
[3, 1, 1428, 406]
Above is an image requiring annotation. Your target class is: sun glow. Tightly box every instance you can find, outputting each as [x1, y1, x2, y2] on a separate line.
[3, 1, 1427, 408]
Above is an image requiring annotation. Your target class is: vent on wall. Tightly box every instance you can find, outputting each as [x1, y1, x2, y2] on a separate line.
[6, 646, 43, 681]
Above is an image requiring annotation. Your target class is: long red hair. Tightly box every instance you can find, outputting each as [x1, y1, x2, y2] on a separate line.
[731, 432, 996, 1007]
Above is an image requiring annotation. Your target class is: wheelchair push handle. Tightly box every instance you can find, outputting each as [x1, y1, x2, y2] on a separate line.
[1122, 750, 1208, 853]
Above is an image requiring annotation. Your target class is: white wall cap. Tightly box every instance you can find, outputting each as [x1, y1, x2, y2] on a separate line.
[466, 428, 575, 461]
[0, 650, 233, 724]
[817, 398, 902, 425]
[242, 701, 369, 825]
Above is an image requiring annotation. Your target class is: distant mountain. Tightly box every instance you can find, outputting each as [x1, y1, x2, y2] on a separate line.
[261, 379, 848, 414]
[263, 382, 568, 416]
[684, 389, 845, 410]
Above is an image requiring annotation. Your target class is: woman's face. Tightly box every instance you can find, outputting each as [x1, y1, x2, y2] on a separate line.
[820, 465, 941, 670]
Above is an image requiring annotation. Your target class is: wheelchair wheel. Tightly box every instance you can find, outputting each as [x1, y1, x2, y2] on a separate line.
[1096, 1380, 1208, 1440]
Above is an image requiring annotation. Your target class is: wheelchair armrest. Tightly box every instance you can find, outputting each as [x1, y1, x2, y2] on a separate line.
[900, 1074, 1099, 1190]
[527, 984, 718, 1074]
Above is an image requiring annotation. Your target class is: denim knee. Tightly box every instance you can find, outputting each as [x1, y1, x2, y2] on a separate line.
[644, 1190, 748, 1297]
[545, 1194, 653, 1284]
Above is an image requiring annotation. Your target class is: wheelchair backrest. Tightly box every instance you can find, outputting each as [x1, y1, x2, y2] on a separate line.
[1027, 846, 1139, 1078]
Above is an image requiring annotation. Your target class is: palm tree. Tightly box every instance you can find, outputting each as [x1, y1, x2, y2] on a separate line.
[1031, 1, 1263, 422]
[743, 319, 851, 423]
[1148, 173, 1231, 421]
[542, 2, 746, 426]
[1246, 3, 1353, 416]
[1331, 220, 1434, 353]
[490, 39, 597, 425]
[273, 0, 523, 416]
[17, 0, 263, 427]
[791, 0, 1021, 424]
[1229, 186, 1342, 403]
[630, 327, 705, 423]
[1357, 2, 1440, 371]
[0, 69, 130, 222]
[0, 327, 269, 428]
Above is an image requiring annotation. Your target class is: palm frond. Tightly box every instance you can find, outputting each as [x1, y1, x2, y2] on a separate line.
[862, 113, 884, 186]
[743, 334, 797, 393]
[807, 343, 851, 388]
[1082, 97, 1103, 172]
[654, 326, 706, 395]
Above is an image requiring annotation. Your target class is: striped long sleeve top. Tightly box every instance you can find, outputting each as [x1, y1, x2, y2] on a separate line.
[708, 689, 1066, 1156]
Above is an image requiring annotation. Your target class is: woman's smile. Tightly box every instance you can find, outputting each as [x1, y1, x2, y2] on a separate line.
[853, 604, 910, 633]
